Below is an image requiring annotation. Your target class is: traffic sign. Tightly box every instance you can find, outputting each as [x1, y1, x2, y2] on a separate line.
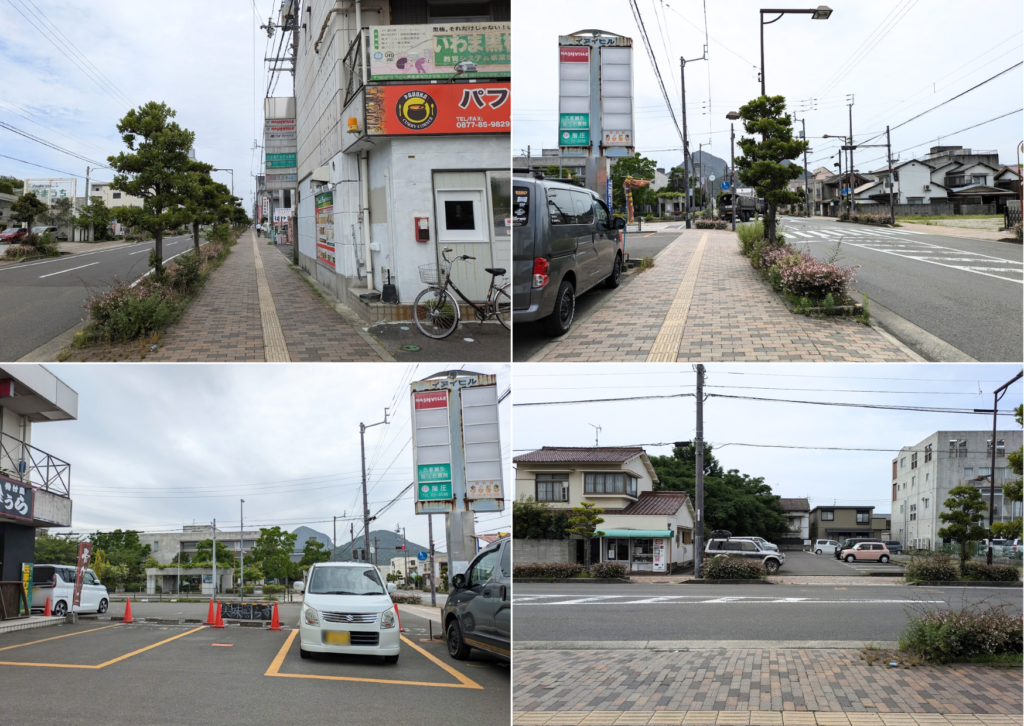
[417, 551, 428, 561]
[709, 174, 716, 181]
[721, 181, 730, 190]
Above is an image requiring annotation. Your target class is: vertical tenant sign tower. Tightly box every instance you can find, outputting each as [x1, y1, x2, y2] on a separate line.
[558, 30, 634, 206]
[410, 371, 504, 582]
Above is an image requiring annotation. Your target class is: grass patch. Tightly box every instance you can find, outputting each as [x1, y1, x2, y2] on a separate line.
[960, 652, 1023, 666]
[638, 255, 655, 272]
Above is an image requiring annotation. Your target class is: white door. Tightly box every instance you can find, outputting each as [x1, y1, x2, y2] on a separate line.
[435, 188, 493, 302]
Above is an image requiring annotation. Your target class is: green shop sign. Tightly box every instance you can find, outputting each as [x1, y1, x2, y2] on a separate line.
[266, 153, 296, 168]
[559, 113, 589, 130]
[418, 463, 452, 484]
[560, 129, 590, 147]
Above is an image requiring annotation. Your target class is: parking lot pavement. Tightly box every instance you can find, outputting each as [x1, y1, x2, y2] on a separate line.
[780, 550, 905, 577]
[0, 609, 507, 726]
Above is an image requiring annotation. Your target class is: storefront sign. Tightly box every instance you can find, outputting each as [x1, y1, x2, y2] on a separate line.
[23, 178, 76, 206]
[73, 542, 93, 607]
[264, 119, 295, 131]
[0, 475, 34, 522]
[560, 129, 589, 147]
[266, 153, 296, 168]
[315, 191, 335, 270]
[273, 208, 292, 224]
[369, 23, 510, 81]
[365, 83, 510, 136]
[461, 384, 503, 500]
[412, 390, 453, 504]
[20, 563, 32, 616]
[266, 173, 297, 183]
[559, 46, 589, 62]
[602, 130, 632, 147]
[559, 113, 589, 130]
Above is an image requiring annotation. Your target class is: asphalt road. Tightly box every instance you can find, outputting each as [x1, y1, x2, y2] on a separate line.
[513, 230, 680, 361]
[513, 583, 1021, 643]
[777, 216, 1023, 361]
[779, 549, 905, 576]
[0, 606, 507, 726]
[0, 235, 201, 361]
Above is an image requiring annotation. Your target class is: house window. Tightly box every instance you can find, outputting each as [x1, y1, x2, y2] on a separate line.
[112, 192, 121, 199]
[856, 511, 870, 524]
[535, 473, 568, 502]
[996, 440, 1006, 456]
[911, 452, 917, 469]
[821, 510, 834, 521]
[900, 504, 904, 514]
[907, 197, 924, 204]
[605, 539, 630, 562]
[900, 457, 905, 468]
[964, 468, 974, 478]
[979, 467, 991, 478]
[924, 444, 932, 463]
[912, 476, 916, 487]
[584, 472, 637, 496]
[925, 473, 930, 483]
[153, 541, 159, 551]
[923, 498, 929, 509]
[958, 440, 968, 458]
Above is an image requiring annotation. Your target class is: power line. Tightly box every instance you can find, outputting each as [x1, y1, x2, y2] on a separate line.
[514, 393, 695, 407]
[0, 152, 98, 180]
[0, 120, 110, 169]
[707, 393, 1017, 416]
[628, 0, 684, 147]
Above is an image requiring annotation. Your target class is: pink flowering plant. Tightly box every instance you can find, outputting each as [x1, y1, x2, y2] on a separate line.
[899, 603, 1023, 664]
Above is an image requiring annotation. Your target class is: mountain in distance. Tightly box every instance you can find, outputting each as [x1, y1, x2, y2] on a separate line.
[333, 528, 428, 566]
[662, 150, 730, 182]
[292, 525, 333, 551]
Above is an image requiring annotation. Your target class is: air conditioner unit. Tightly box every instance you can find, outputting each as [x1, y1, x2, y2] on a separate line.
[923, 185, 931, 191]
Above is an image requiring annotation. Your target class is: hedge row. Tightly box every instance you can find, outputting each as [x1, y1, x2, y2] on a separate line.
[512, 562, 629, 579]
[702, 556, 766, 580]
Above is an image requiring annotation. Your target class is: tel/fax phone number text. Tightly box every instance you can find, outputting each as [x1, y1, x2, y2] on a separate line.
[455, 119, 511, 129]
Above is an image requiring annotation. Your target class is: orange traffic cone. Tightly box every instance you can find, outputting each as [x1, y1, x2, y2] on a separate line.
[268, 601, 281, 631]
[123, 598, 134, 624]
[43, 597, 52, 617]
[204, 598, 216, 625]
[211, 601, 224, 629]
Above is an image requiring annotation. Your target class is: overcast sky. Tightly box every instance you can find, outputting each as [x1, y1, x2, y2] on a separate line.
[0, 0, 288, 214]
[512, 363, 1023, 514]
[512, 0, 1024, 174]
[22, 363, 510, 553]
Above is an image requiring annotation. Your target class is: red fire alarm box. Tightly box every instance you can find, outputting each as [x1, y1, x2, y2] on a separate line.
[415, 216, 430, 243]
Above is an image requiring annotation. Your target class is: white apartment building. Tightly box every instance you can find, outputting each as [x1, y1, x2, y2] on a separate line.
[892, 430, 1022, 550]
[143, 524, 261, 566]
[293, 0, 511, 317]
[86, 181, 143, 209]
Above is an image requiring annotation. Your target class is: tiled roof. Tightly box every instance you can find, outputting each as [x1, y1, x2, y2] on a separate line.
[513, 447, 645, 463]
[778, 498, 810, 512]
[618, 491, 690, 516]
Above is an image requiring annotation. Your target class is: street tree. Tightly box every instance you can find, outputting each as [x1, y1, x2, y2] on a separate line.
[611, 154, 657, 210]
[10, 192, 47, 231]
[73, 196, 114, 241]
[0, 175, 24, 195]
[298, 539, 330, 569]
[651, 443, 790, 541]
[542, 165, 576, 180]
[43, 197, 74, 231]
[734, 95, 808, 243]
[512, 496, 572, 540]
[107, 101, 195, 276]
[181, 160, 230, 253]
[992, 404, 1023, 540]
[89, 529, 151, 588]
[565, 502, 605, 569]
[937, 485, 989, 572]
[192, 539, 235, 568]
[34, 532, 80, 565]
[250, 526, 298, 583]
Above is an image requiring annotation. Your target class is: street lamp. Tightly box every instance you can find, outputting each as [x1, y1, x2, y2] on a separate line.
[760, 6, 832, 96]
[726, 111, 740, 231]
[211, 168, 234, 197]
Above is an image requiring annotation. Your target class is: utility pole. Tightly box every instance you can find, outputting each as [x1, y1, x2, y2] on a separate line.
[836, 151, 843, 217]
[332, 516, 337, 562]
[239, 499, 245, 602]
[212, 519, 217, 598]
[428, 514, 437, 607]
[402, 526, 409, 587]
[694, 365, 705, 579]
[350, 522, 355, 561]
[886, 125, 895, 225]
[728, 112, 738, 231]
[360, 409, 389, 571]
[977, 370, 1023, 565]
[83, 166, 91, 242]
[847, 96, 855, 215]
[801, 118, 810, 217]
[374, 537, 379, 566]
[680, 57, 691, 229]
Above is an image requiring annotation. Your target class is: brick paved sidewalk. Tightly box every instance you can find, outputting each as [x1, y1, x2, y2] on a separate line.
[540, 230, 913, 362]
[514, 649, 1023, 724]
[150, 232, 383, 362]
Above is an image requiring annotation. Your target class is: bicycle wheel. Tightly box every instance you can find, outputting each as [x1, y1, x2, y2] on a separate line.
[492, 283, 511, 330]
[413, 286, 460, 339]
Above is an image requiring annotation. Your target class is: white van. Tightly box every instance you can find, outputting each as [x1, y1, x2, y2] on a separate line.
[812, 539, 839, 555]
[31, 564, 110, 616]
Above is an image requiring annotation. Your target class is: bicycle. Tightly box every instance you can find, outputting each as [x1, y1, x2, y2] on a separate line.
[413, 247, 510, 339]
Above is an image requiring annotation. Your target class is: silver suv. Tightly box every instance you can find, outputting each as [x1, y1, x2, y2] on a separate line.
[704, 537, 786, 574]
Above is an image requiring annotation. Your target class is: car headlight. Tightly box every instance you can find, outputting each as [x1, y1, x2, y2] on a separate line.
[380, 607, 397, 629]
[303, 606, 319, 627]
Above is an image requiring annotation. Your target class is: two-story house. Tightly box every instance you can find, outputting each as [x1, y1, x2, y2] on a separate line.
[809, 505, 876, 542]
[778, 498, 810, 547]
[514, 446, 695, 573]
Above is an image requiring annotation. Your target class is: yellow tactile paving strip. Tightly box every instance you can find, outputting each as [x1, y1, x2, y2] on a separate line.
[647, 232, 708, 362]
[513, 713, 1023, 726]
[252, 235, 291, 362]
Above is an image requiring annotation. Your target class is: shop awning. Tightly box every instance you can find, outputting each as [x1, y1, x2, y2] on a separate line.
[600, 529, 672, 538]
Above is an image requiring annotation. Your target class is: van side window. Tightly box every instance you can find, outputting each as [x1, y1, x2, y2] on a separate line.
[83, 571, 96, 585]
[547, 188, 577, 225]
[570, 191, 595, 224]
[593, 200, 610, 228]
[513, 186, 529, 227]
[499, 542, 510, 576]
[468, 549, 499, 587]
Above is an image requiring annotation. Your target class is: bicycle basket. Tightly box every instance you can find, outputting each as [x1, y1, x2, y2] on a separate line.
[418, 264, 441, 286]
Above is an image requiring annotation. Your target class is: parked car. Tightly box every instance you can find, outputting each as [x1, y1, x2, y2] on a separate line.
[839, 542, 891, 563]
[31, 225, 58, 237]
[834, 537, 881, 559]
[704, 534, 786, 574]
[884, 540, 903, 554]
[31, 564, 109, 616]
[292, 562, 400, 663]
[732, 536, 779, 552]
[443, 535, 510, 661]
[812, 539, 839, 555]
[0, 226, 29, 243]
[512, 176, 626, 336]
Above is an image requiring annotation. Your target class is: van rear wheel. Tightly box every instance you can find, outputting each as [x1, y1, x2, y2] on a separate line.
[446, 620, 472, 660]
[97, 599, 108, 614]
[52, 600, 67, 617]
[605, 253, 622, 289]
[543, 281, 575, 336]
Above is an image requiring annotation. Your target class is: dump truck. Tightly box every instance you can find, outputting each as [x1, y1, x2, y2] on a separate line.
[717, 191, 758, 222]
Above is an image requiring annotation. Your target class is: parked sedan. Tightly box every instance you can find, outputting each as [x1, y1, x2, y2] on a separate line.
[840, 542, 891, 563]
[0, 226, 28, 243]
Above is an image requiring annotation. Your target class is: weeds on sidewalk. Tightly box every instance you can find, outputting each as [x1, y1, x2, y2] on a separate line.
[638, 256, 655, 273]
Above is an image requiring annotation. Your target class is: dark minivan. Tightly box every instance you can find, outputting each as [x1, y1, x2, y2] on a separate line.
[512, 177, 626, 335]
[442, 535, 510, 662]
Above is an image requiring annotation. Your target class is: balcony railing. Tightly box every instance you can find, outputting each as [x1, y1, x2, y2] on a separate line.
[343, 29, 369, 107]
[0, 431, 71, 497]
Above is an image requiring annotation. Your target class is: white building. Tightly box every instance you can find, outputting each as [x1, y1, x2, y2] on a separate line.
[142, 524, 261, 566]
[778, 497, 810, 547]
[294, 0, 510, 320]
[892, 430, 1023, 550]
[513, 447, 695, 573]
[86, 181, 144, 210]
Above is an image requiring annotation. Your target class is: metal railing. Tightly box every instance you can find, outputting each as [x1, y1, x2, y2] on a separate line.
[0, 431, 71, 497]
[342, 29, 369, 107]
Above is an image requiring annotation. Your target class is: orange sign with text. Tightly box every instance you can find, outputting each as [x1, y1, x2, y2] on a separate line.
[365, 83, 510, 136]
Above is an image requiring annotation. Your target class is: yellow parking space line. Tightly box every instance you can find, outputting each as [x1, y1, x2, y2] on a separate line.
[263, 629, 484, 689]
[95, 626, 205, 667]
[0, 660, 100, 669]
[0, 623, 119, 652]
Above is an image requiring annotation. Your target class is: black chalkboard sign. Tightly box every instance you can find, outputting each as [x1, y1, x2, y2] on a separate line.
[221, 602, 274, 620]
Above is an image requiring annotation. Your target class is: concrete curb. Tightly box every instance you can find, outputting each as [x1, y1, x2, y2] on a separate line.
[18, 319, 89, 362]
[514, 640, 895, 651]
[514, 578, 631, 584]
[910, 580, 1022, 587]
[860, 294, 975, 363]
[679, 579, 772, 585]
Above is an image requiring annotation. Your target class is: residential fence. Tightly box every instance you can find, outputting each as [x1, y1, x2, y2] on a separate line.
[820, 202, 999, 217]
[513, 538, 573, 564]
[1005, 200, 1022, 228]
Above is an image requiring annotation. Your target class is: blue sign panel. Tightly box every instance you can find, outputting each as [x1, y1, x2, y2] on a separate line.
[721, 181, 730, 190]
[417, 551, 428, 561]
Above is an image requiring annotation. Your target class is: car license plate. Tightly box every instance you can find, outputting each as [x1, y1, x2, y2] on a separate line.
[324, 631, 351, 646]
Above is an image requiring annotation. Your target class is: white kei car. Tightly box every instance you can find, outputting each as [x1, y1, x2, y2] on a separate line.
[293, 562, 400, 663]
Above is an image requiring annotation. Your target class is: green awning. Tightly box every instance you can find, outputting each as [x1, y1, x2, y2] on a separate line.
[599, 530, 672, 538]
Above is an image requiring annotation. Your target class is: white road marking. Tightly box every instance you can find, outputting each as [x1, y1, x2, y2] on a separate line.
[39, 261, 100, 278]
[129, 248, 149, 255]
[514, 597, 945, 606]
[843, 238, 1023, 282]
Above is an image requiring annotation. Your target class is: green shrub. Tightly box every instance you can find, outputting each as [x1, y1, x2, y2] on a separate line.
[736, 220, 764, 255]
[513, 562, 585, 579]
[702, 555, 766, 580]
[1014, 222, 1022, 241]
[3, 244, 36, 259]
[898, 604, 1023, 664]
[589, 562, 628, 579]
[262, 584, 285, 595]
[695, 219, 727, 230]
[961, 562, 1021, 582]
[390, 593, 422, 605]
[905, 559, 959, 582]
[167, 250, 203, 294]
[87, 280, 178, 343]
